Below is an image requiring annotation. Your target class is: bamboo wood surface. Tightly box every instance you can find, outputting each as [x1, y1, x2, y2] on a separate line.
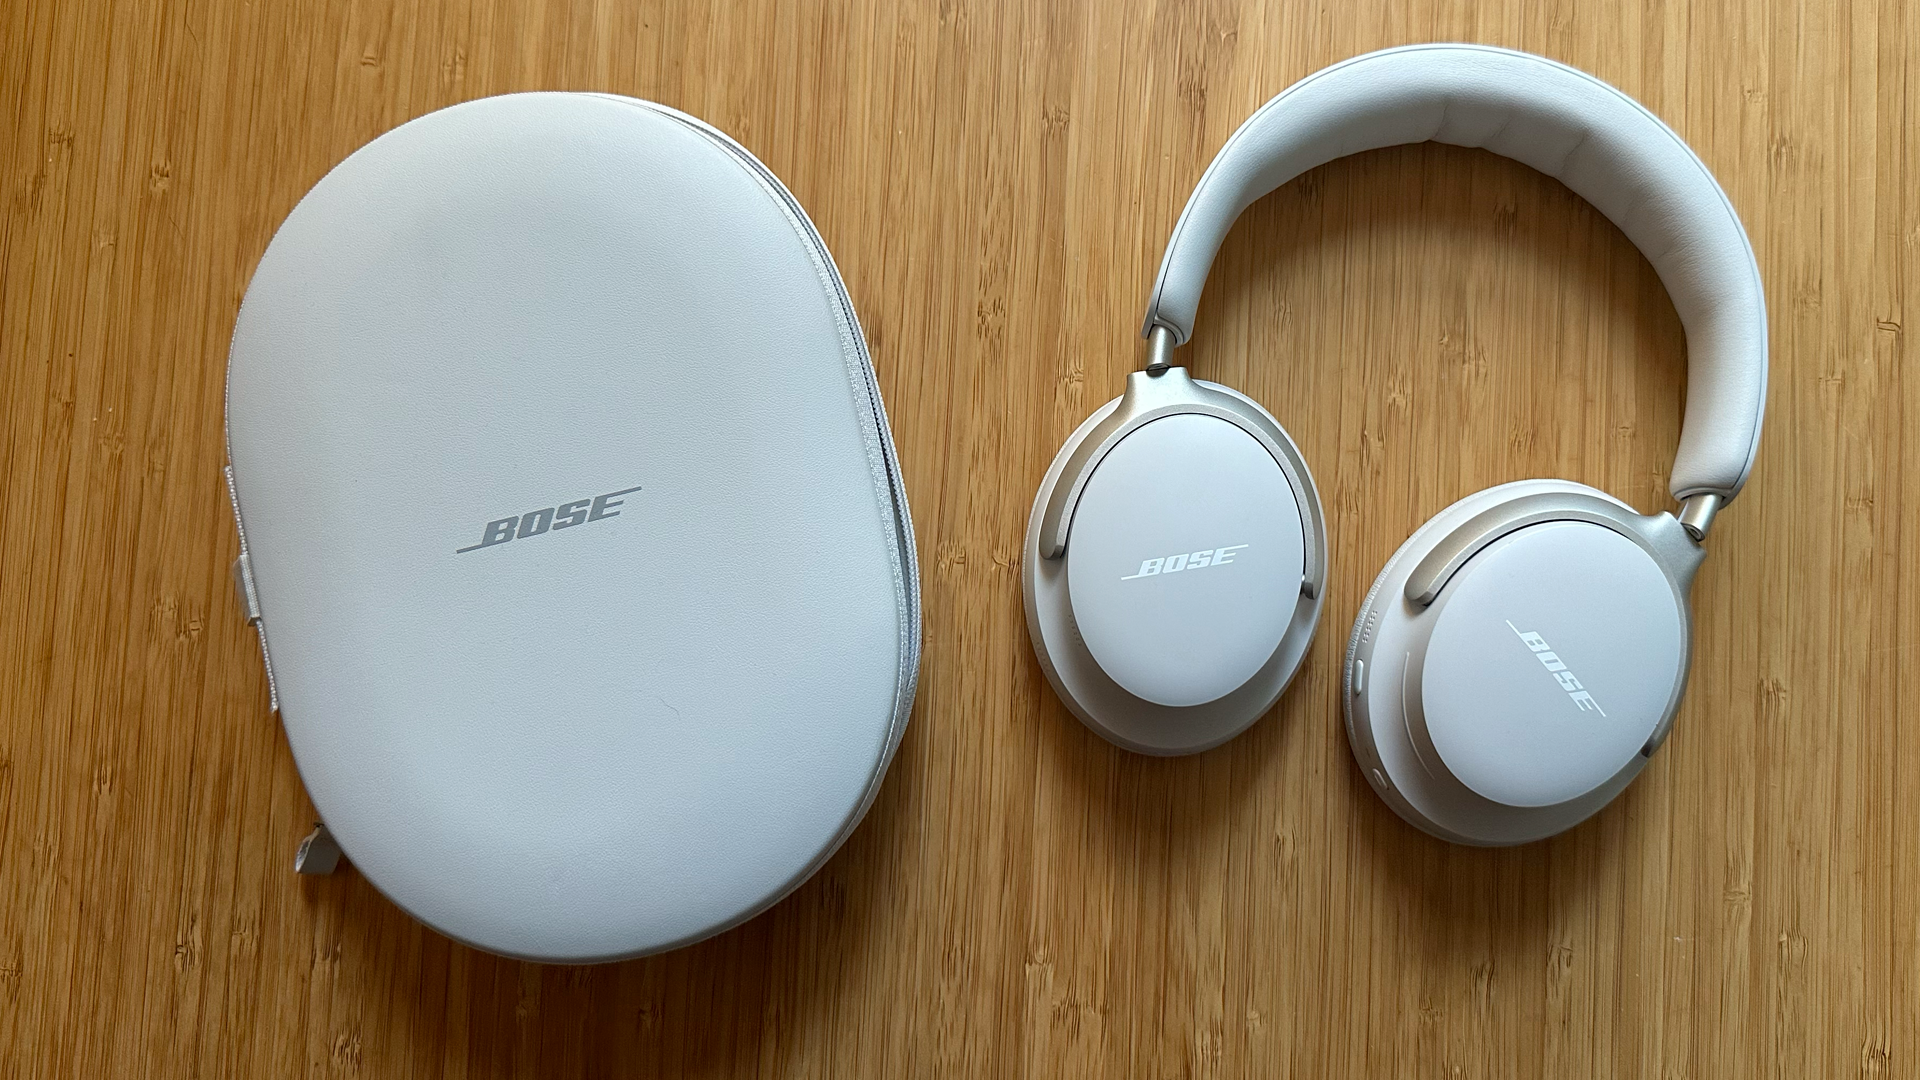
[3, 0, 1916, 1076]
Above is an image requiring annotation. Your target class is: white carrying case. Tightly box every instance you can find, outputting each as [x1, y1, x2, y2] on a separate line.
[223, 94, 919, 963]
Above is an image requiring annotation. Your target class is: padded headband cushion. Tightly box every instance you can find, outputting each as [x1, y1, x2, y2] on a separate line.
[1143, 44, 1767, 501]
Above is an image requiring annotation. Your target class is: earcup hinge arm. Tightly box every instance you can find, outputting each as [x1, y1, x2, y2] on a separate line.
[1404, 492, 1707, 608]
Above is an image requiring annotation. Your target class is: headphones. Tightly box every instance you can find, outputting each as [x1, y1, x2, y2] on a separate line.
[1021, 44, 1767, 845]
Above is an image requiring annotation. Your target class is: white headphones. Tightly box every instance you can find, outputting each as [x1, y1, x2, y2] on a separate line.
[1022, 44, 1767, 845]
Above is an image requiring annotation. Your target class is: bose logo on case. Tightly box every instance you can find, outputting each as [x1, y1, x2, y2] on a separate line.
[457, 485, 642, 554]
[1120, 544, 1249, 581]
[1506, 621, 1606, 716]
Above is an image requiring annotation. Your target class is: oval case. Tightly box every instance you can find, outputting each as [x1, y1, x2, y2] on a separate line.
[223, 94, 919, 962]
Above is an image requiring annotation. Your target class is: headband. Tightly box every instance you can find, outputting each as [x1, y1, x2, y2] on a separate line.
[1142, 44, 1767, 501]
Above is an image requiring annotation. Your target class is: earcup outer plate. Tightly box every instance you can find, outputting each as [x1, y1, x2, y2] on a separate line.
[1025, 383, 1326, 755]
[1065, 413, 1304, 707]
[1344, 480, 1688, 845]
[1413, 521, 1683, 806]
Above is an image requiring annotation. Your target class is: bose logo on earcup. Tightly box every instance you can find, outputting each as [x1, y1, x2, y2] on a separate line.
[1506, 621, 1606, 716]
[1120, 544, 1249, 581]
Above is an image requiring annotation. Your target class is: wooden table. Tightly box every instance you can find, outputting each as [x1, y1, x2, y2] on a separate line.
[4, 0, 1914, 1075]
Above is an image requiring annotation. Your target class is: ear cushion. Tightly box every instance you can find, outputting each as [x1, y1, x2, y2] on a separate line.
[1343, 479, 1691, 845]
[1024, 382, 1326, 755]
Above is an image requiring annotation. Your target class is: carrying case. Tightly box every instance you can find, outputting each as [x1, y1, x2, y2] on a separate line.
[223, 94, 919, 962]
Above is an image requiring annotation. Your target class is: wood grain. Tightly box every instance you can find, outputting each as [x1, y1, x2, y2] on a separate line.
[3, 0, 1915, 1075]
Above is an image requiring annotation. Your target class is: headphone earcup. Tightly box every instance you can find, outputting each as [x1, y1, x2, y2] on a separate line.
[1023, 378, 1327, 755]
[1344, 480, 1698, 845]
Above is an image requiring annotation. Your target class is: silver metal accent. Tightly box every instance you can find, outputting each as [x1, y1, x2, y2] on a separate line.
[294, 823, 343, 875]
[1144, 325, 1176, 373]
[1403, 492, 1706, 608]
[1677, 493, 1722, 541]
[1035, 367, 1322, 599]
[231, 554, 262, 626]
